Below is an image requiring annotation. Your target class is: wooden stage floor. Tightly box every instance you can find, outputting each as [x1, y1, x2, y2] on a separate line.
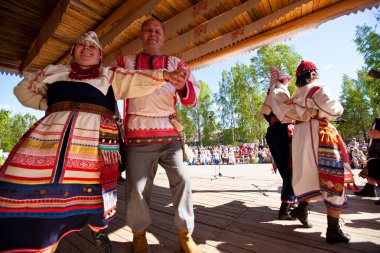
[58, 164, 380, 253]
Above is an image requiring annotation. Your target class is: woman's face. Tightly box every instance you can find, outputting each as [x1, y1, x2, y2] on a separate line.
[73, 41, 100, 66]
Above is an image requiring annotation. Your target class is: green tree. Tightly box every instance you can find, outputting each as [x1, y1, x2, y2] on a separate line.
[354, 11, 380, 71]
[214, 70, 238, 144]
[0, 110, 12, 151]
[339, 71, 373, 141]
[249, 44, 302, 144]
[213, 44, 302, 146]
[250, 44, 302, 95]
[11, 113, 37, 145]
[177, 80, 215, 146]
[0, 110, 37, 152]
[339, 10, 380, 142]
[229, 63, 263, 144]
[354, 12, 380, 108]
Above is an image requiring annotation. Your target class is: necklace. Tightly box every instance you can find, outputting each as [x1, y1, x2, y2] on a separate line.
[69, 62, 100, 80]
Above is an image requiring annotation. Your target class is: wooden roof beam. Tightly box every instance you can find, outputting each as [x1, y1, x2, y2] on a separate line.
[181, 0, 313, 63]
[56, 0, 158, 65]
[100, 0, 162, 48]
[94, 0, 147, 39]
[163, 0, 261, 54]
[187, 0, 380, 69]
[163, 0, 225, 39]
[103, 0, 248, 64]
[19, 0, 72, 73]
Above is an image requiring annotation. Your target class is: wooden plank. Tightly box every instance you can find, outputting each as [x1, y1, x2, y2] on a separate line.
[19, 0, 71, 73]
[57, 164, 380, 252]
[103, 0, 248, 63]
[180, 0, 313, 64]
[186, 0, 380, 69]
[163, 0, 262, 54]
[100, 0, 162, 48]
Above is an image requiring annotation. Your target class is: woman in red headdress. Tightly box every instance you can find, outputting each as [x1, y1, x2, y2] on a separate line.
[283, 60, 351, 244]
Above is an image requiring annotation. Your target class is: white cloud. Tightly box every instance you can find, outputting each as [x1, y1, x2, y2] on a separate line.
[324, 64, 334, 70]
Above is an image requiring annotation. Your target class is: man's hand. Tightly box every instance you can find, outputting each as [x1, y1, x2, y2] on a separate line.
[163, 68, 189, 90]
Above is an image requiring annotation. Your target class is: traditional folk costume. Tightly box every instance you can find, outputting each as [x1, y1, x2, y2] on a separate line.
[283, 61, 351, 243]
[115, 53, 200, 233]
[0, 32, 167, 252]
[258, 67, 296, 220]
[283, 63, 349, 211]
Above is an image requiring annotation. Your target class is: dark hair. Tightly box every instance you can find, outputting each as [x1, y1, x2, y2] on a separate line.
[296, 70, 318, 87]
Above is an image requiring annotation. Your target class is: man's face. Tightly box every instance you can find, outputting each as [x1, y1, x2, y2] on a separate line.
[140, 19, 165, 51]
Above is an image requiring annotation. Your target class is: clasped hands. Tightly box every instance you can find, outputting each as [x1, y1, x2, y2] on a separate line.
[283, 99, 328, 122]
[163, 68, 189, 90]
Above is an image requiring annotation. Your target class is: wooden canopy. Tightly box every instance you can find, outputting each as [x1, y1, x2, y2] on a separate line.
[0, 0, 379, 75]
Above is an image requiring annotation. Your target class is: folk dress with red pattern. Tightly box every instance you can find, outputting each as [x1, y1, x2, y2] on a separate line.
[116, 53, 200, 145]
[115, 53, 200, 234]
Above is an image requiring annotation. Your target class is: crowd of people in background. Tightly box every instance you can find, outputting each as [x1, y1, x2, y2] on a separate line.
[186, 144, 272, 166]
[184, 138, 370, 169]
[346, 137, 368, 169]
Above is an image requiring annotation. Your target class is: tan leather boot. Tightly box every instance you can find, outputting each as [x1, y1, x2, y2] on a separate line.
[132, 230, 151, 253]
[178, 230, 200, 253]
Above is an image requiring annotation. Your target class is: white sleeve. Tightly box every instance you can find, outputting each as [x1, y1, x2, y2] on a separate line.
[311, 87, 343, 119]
[13, 67, 50, 110]
[271, 91, 290, 122]
[110, 67, 167, 99]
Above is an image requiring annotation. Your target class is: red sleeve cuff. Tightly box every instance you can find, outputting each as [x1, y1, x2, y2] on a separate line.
[179, 80, 197, 107]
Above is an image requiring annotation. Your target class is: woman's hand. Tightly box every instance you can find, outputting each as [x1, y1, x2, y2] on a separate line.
[163, 68, 190, 90]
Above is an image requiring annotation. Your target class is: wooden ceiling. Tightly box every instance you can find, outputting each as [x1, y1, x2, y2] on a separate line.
[0, 0, 379, 75]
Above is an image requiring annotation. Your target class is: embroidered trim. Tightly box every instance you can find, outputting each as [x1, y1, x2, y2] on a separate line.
[127, 136, 181, 145]
[126, 129, 180, 138]
[135, 53, 169, 70]
[69, 63, 100, 80]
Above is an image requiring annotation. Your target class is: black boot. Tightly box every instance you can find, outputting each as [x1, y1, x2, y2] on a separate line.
[92, 230, 112, 253]
[354, 183, 377, 197]
[279, 202, 297, 220]
[326, 216, 351, 243]
[289, 202, 298, 211]
[290, 201, 313, 228]
[118, 175, 126, 182]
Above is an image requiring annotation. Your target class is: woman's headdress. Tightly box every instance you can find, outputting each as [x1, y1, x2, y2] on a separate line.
[70, 31, 103, 64]
[269, 67, 291, 88]
[296, 60, 318, 77]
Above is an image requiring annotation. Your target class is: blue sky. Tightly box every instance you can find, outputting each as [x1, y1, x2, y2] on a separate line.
[0, 8, 378, 119]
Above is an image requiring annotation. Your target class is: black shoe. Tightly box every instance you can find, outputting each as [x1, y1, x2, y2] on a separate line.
[290, 201, 313, 228]
[289, 202, 298, 211]
[326, 216, 351, 243]
[354, 183, 377, 197]
[278, 202, 297, 220]
[92, 230, 112, 253]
